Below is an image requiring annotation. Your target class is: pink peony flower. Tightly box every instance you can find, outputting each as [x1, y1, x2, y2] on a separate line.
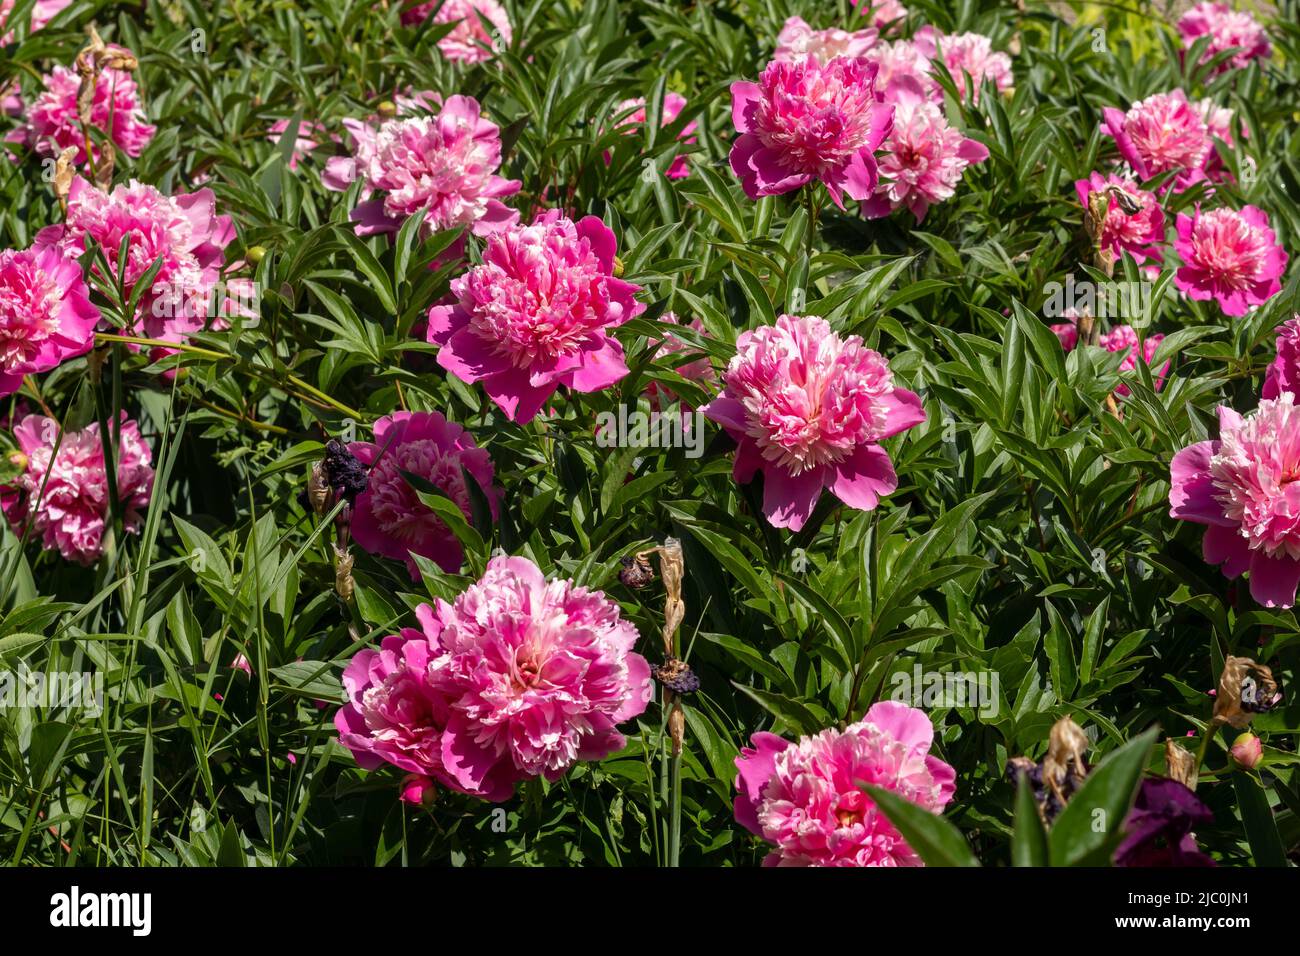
[1173, 205, 1287, 317]
[1178, 2, 1270, 73]
[401, 0, 511, 63]
[729, 55, 894, 208]
[1229, 731, 1263, 770]
[916, 29, 1014, 101]
[1263, 316, 1300, 400]
[862, 77, 988, 222]
[334, 555, 652, 801]
[701, 314, 925, 531]
[0, 0, 72, 44]
[1197, 98, 1240, 147]
[348, 95, 519, 238]
[862, 40, 933, 97]
[1075, 172, 1166, 265]
[610, 92, 697, 180]
[1101, 90, 1212, 193]
[347, 411, 500, 578]
[1051, 320, 1079, 351]
[267, 118, 328, 170]
[7, 46, 155, 165]
[428, 210, 643, 423]
[2, 413, 154, 565]
[320, 90, 439, 193]
[34, 176, 235, 344]
[774, 16, 877, 65]
[1098, 325, 1168, 396]
[0, 246, 100, 396]
[734, 701, 956, 866]
[1169, 395, 1300, 608]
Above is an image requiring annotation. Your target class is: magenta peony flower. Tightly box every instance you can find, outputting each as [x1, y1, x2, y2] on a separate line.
[1075, 172, 1166, 265]
[0, 246, 100, 396]
[1101, 90, 1212, 193]
[734, 701, 956, 867]
[348, 95, 520, 238]
[1169, 395, 1300, 608]
[34, 176, 235, 344]
[729, 55, 894, 208]
[862, 77, 988, 222]
[347, 411, 500, 578]
[1051, 320, 1079, 351]
[1262, 316, 1300, 400]
[1098, 325, 1168, 396]
[7, 46, 155, 165]
[1178, 2, 1270, 73]
[428, 210, 643, 423]
[401, 0, 511, 63]
[334, 555, 653, 801]
[701, 314, 925, 531]
[916, 29, 1014, 101]
[2, 413, 154, 565]
[774, 16, 877, 65]
[610, 92, 697, 180]
[1172, 205, 1287, 317]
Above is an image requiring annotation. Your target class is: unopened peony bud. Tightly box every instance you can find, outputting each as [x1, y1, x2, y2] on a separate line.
[399, 774, 437, 806]
[1230, 732, 1263, 770]
[246, 245, 267, 264]
[377, 101, 397, 119]
[7, 451, 28, 471]
[612, 255, 624, 278]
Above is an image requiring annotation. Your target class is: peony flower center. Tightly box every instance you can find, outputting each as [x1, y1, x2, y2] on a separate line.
[1190, 209, 1269, 290]
[753, 57, 883, 175]
[368, 116, 495, 230]
[1126, 97, 1208, 172]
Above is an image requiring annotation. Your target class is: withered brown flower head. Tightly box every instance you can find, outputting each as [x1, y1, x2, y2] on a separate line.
[1006, 716, 1092, 824]
[651, 657, 699, 695]
[1213, 656, 1283, 729]
[618, 553, 655, 589]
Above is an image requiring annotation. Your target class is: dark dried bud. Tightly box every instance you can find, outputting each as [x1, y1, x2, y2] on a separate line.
[651, 657, 699, 695]
[323, 439, 369, 504]
[618, 553, 655, 589]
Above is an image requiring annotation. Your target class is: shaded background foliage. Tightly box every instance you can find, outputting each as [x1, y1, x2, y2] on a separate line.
[0, 0, 1297, 866]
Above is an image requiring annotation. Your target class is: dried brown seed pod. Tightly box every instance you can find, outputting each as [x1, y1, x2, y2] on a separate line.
[1164, 738, 1197, 790]
[1213, 656, 1283, 729]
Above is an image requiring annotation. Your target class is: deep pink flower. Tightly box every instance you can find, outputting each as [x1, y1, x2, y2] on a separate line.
[428, 210, 643, 423]
[334, 556, 652, 801]
[320, 90, 439, 193]
[1173, 205, 1287, 317]
[401, 0, 511, 63]
[1101, 90, 1212, 192]
[2, 413, 154, 565]
[349, 95, 519, 238]
[1075, 172, 1166, 265]
[774, 16, 877, 65]
[610, 92, 696, 180]
[1098, 325, 1168, 396]
[1178, 3, 1270, 73]
[0, 246, 100, 396]
[701, 314, 925, 531]
[916, 29, 1014, 101]
[7, 46, 155, 165]
[1263, 316, 1300, 400]
[1169, 395, 1300, 608]
[862, 77, 988, 222]
[729, 56, 893, 208]
[734, 701, 956, 867]
[399, 773, 436, 805]
[34, 176, 235, 344]
[1051, 320, 1079, 351]
[347, 411, 500, 578]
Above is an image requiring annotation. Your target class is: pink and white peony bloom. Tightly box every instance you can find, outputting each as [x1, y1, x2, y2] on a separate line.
[1178, 3, 1270, 73]
[862, 39, 933, 97]
[1075, 172, 1166, 264]
[1101, 90, 1212, 193]
[701, 314, 925, 531]
[0, 246, 100, 396]
[734, 701, 956, 867]
[320, 90, 439, 193]
[34, 176, 235, 344]
[916, 29, 1014, 101]
[1169, 395, 1300, 608]
[401, 0, 511, 63]
[428, 210, 643, 423]
[348, 95, 520, 237]
[774, 16, 877, 65]
[854, 0, 909, 29]
[7, 46, 155, 165]
[347, 411, 500, 578]
[1173, 205, 1287, 317]
[0, 0, 71, 40]
[862, 76, 988, 222]
[1263, 317, 1300, 401]
[2, 413, 154, 565]
[334, 555, 653, 801]
[610, 92, 697, 180]
[729, 55, 894, 208]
